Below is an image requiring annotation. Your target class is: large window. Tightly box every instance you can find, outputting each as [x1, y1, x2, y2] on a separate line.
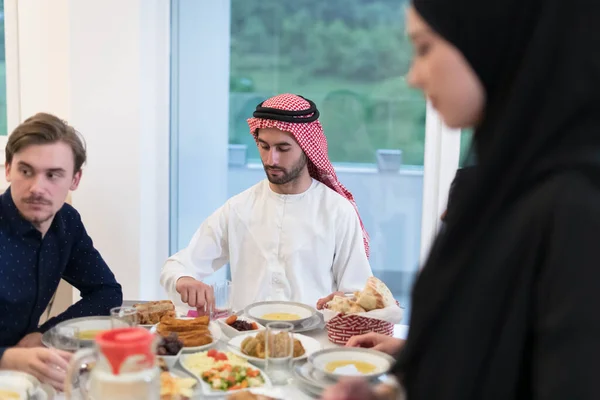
[171, 0, 426, 323]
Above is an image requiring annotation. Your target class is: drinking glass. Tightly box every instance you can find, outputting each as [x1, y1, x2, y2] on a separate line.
[264, 322, 294, 386]
[110, 306, 139, 328]
[211, 280, 233, 319]
[51, 326, 80, 352]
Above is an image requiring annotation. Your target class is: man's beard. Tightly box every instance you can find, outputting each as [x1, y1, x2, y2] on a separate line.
[21, 196, 54, 226]
[263, 154, 308, 185]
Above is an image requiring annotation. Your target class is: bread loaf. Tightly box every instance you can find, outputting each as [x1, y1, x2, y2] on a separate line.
[134, 300, 175, 325]
[356, 277, 395, 311]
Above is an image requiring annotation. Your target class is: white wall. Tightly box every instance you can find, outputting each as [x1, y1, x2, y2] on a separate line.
[4, 0, 170, 301]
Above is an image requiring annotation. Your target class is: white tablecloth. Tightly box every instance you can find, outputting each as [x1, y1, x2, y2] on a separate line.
[58, 325, 409, 399]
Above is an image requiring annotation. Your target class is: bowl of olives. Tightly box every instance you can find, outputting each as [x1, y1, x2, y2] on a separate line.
[157, 333, 184, 370]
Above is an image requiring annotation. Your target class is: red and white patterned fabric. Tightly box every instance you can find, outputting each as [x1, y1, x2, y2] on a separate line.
[247, 93, 370, 257]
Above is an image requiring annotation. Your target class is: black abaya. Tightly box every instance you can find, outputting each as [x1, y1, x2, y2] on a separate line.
[395, 0, 600, 398]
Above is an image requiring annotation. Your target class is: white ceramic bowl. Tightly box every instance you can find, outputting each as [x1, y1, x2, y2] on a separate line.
[217, 317, 265, 338]
[227, 332, 322, 367]
[308, 348, 395, 381]
[46, 316, 113, 348]
[159, 349, 183, 370]
[245, 301, 316, 326]
[0, 371, 56, 400]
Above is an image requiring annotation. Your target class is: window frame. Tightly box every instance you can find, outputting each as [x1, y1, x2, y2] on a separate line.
[0, 0, 22, 165]
[419, 102, 461, 267]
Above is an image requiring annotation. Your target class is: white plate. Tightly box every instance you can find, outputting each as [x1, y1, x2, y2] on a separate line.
[0, 371, 56, 400]
[227, 332, 322, 367]
[178, 352, 272, 396]
[217, 317, 265, 338]
[150, 319, 221, 352]
[245, 301, 316, 326]
[294, 360, 331, 390]
[247, 387, 285, 399]
[308, 348, 395, 381]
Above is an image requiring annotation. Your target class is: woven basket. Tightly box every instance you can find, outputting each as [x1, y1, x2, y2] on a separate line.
[326, 313, 394, 345]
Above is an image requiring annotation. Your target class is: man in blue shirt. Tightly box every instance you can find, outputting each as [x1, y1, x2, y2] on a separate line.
[0, 113, 122, 389]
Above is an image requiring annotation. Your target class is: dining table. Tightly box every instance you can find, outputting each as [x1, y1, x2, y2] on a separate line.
[55, 301, 409, 399]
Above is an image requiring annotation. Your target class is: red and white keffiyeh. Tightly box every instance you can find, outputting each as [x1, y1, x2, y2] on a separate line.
[247, 93, 370, 257]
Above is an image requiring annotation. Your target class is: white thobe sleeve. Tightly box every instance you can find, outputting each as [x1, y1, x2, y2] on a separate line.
[160, 202, 230, 299]
[332, 205, 373, 293]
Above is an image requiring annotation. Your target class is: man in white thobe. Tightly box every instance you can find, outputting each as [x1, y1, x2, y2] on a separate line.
[160, 94, 372, 313]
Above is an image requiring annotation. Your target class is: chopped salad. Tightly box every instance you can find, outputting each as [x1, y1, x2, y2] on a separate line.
[202, 363, 264, 391]
[184, 349, 265, 392]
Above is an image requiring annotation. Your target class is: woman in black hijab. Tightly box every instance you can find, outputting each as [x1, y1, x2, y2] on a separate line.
[323, 0, 600, 398]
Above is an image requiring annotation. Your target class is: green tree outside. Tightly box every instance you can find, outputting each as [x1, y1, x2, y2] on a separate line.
[229, 0, 427, 165]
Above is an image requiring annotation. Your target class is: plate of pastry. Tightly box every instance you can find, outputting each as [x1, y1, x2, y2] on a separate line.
[151, 316, 221, 352]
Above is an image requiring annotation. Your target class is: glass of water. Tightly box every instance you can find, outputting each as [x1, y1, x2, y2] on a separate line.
[264, 322, 294, 386]
[110, 306, 139, 328]
[211, 280, 233, 319]
[51, 326, 80, 352]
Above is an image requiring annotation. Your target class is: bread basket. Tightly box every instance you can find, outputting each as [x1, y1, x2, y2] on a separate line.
[325, 308, 396, 345]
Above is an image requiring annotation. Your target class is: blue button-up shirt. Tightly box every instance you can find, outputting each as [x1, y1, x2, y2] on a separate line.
[0, 187, 122, 359]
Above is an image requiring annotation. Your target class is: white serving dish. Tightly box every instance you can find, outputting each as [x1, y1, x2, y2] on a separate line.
[217, 317, 265, 338]
[0, 371, 56, 400]
[43, 316, 113, 348]
[150, 319, 222, 352]
[244, 301, 317, 326]
[227, 332, 322, 367]
[179, 351, 272, 397]
[308, 348, 395, 381]
[159, 348, 183, 370]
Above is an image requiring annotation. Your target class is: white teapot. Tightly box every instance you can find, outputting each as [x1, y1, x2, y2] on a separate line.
[64, 328, 160, 400]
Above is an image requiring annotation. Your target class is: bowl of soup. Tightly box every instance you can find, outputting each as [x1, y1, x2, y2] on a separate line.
[42, 316, 112, 349]
[308, 348, 395, 381]
[0, 371, 55, 399]
[244, 301, 316, 327]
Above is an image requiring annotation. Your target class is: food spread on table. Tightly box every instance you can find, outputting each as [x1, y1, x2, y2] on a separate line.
[182, 350, 265, 392]
[326, 277, 395, 314]
[240, 331, 305, 359]
[260, 312, 301, 321]
[226, 315, 259, 332]
[134, 300, 176, 325]
[156, 316, 213, 348]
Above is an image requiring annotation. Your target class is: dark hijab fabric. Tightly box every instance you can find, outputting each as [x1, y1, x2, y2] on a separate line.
[396, 0, 600, 398]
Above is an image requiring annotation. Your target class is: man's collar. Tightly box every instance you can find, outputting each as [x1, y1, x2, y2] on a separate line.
[1, 187, 67, 238]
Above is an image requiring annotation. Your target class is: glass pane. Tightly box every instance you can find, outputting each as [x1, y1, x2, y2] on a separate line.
[0, 0, 7, 136]
[459, 128, 474, 167]
[171, 0, 425, 323]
